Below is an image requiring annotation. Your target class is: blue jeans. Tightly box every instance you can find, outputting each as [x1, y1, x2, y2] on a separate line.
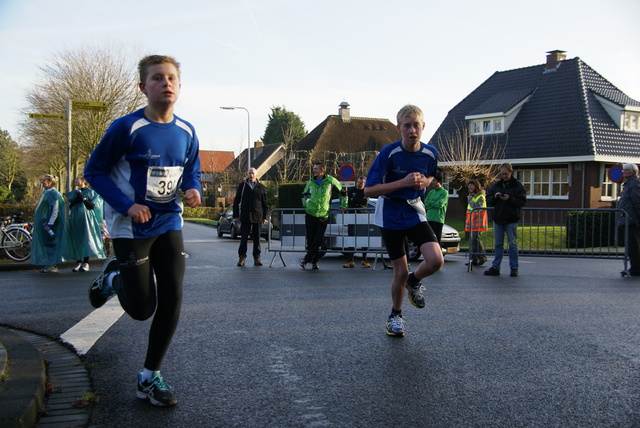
[492, 222, 519, 271]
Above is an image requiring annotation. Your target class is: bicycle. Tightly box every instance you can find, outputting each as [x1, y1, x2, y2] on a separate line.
[1, 215, 32, 262]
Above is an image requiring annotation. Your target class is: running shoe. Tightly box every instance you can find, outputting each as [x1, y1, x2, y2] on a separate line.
[80, 263, 90, 272]
[343, 261, 355, 268]
[361, 259, 371, 268]
[386, 315, 405, 337]
[72, 263, 82, 272]
[312, 262, 319, 270]
[136, 372, 177, 407]
[406, 275, 426, 309]
[299, 259, 307, 269]
[88, 257, 118, 308]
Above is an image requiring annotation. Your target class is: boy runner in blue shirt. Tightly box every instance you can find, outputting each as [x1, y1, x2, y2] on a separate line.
[365, 105, 444, 336]
[85, 55, 201, 406]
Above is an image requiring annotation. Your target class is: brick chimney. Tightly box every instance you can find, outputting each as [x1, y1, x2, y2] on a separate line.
[545, 50, 567, 70]
[338, 101, 351, 122]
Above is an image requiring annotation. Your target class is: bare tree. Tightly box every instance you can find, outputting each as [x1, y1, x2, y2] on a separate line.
[19, 43, 146, 190]
[0, 129, 24, 192]
[275, 149, 379, 185]
[436, 122, 506, 206]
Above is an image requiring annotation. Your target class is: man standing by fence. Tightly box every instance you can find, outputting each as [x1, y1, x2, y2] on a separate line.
[617, 163, 640, 276]
[484, 163, 527, 277]
[233, 167, 269, 267]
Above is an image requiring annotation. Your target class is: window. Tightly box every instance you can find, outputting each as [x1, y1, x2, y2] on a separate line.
[441, 172, 459, 198]
[624, 112, 640, 132]
[516, 167, 569, 199]
[469, 117, 505, 135]
[601, 163, 622, 201]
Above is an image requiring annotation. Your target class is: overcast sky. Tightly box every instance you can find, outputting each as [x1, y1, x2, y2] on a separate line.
[1, 0, 639, 156]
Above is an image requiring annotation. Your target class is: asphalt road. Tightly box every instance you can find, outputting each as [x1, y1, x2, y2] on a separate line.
[1, 222, 639, 427]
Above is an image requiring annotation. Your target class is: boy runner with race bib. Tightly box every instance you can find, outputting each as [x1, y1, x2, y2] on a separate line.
[84, 55, 201, 407]
[365, 105, 444, 337]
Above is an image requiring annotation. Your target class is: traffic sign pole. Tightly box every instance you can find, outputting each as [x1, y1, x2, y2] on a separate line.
[29, 99, 107, 192]
[66, 100, 73, 192]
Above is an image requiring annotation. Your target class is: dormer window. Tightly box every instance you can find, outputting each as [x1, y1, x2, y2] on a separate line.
[594, 93, 640, 133]
[469, 117, 505, 135]
[465, 90, 532, 136]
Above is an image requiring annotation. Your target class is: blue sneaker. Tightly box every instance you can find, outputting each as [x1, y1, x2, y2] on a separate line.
[88, 257, 118, 308]
[136, 372, 177, 407]
[386, 315, 405, 337]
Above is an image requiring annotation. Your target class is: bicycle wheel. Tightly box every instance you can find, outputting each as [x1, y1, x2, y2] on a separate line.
[2, 227, 32, 262]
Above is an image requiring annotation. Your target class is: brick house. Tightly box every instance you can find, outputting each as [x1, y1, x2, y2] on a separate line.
[429, 50, 640, 219]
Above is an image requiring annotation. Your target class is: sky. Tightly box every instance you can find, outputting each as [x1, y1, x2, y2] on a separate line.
[1, 0, 639, 157]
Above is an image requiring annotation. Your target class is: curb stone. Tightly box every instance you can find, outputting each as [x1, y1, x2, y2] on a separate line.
[0, 328, 45, 428]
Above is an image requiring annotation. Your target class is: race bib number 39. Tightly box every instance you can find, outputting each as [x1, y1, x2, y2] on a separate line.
[146, 166, 183, 203]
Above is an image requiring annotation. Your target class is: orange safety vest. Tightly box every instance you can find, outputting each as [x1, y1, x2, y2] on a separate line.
[465, 193, 488, 232]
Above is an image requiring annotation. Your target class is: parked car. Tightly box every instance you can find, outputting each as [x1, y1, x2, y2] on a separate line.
[326, 198, 460, 261]
[216, 205, 271, 239]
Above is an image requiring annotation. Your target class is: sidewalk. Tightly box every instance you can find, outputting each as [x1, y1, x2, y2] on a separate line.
[0, 259, 99, 427]
[0, 327, 92, 427]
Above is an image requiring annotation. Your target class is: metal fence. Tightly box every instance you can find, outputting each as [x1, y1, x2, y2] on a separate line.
[467, 207, 630, 276]
[267, 207, 387, 268]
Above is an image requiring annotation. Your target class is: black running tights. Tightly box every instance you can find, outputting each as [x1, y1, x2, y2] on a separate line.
[112, 230, 185, 371]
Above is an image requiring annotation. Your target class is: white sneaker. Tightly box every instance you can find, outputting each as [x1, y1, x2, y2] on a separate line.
[72, 263, 82, 272]
[80, 263, 90, 272]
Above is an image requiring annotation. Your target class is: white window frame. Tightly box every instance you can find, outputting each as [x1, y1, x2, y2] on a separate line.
[441, 172, 459, 198]
[469, 117, 505, 136]
[516, 167, 569, 200]
[623, 111, 640, 133]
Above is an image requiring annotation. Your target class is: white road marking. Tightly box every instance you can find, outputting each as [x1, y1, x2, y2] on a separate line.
[60, 297, 124, 355]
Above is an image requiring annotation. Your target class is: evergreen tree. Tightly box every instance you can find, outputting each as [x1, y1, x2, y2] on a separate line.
[262, 106, 307, 146]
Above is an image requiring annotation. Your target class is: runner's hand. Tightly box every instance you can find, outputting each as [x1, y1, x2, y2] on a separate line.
[185, 188, 201, 208]
[127, 203, 152, 223]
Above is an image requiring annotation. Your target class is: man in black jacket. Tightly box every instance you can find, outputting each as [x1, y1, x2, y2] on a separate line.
[617, 163, 640, 276]
[484, 163, 527, 277]
[233, 168, 269, 266]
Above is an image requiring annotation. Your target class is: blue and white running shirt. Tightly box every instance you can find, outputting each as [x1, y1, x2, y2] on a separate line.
[85, 108, 201, 239]
[365, 140, 438, 230]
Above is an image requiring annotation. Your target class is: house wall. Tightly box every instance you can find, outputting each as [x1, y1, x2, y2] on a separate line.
[443, 161, 613, 223]
[587, 162, 616, 209]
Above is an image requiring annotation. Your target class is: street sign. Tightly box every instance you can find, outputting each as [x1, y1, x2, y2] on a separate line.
[28, 113, 65, 120]
[71, 101, 107, 111]
[339, 164, 355, 181]
[608, 164, 624, 183]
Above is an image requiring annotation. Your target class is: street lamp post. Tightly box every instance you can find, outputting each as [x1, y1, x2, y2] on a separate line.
[220, 106, 251, 170]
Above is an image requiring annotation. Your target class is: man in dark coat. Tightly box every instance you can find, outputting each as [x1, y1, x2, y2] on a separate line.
[233, 168, 269, 266]
[484, 163, 527, 277]
[617, 163, 640, 276]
